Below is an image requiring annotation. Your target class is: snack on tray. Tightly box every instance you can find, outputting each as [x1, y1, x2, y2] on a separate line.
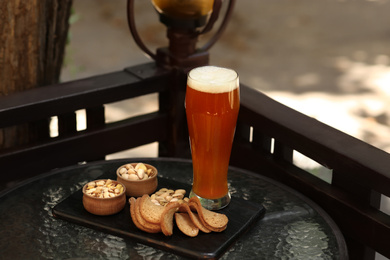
[160, 202, 181, 236]
[118, 163, 153, 181]
[175, 213, 199, 237]
[82, 179, 126, 216]
[129, 197, 157, 233]
[179, 202, 211, 233]
[150, 188, 188, 206]
[188, 196, 228, 232]
[129, 190, 229, 237]
[140, 194, 166, 224]
[135, 197, 161, 233]
[117, 162, 158, 197]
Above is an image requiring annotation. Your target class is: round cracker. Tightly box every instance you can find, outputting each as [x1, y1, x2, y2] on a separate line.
[188, 197, 228, 232]
[175, 213, 199, 237]
[140, 194, 165, 224]
[160, 202, 180, 236]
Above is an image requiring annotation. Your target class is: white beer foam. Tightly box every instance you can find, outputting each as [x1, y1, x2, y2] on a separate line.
[188, 66, 239, 93]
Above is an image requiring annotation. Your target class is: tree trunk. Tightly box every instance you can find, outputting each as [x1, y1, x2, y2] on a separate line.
[0, 0, 73, 148]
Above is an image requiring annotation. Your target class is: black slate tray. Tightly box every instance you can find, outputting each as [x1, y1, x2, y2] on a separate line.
[52, 176, 265, 259]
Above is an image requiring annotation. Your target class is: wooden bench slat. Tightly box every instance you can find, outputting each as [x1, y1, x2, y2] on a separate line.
[0, 112, 168, 181]
[0, 64, 170, 128]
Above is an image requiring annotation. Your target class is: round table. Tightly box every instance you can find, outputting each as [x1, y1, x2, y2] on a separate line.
[0, 157, 347, 259]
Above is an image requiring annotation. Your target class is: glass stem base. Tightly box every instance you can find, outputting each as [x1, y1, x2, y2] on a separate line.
[189, 190, 231, 210]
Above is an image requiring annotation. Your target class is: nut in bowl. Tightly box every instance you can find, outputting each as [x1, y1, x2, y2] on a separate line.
[82, 179, 126, 216]
[116, 162, 158, 197]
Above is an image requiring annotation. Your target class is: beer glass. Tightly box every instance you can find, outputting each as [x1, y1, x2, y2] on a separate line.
[185, 66, 240, 210]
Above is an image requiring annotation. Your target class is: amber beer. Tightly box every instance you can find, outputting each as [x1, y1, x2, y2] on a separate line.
[186, 66, 239, 210]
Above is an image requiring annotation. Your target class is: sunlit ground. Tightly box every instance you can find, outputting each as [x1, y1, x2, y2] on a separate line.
[268, 56, 390, 164]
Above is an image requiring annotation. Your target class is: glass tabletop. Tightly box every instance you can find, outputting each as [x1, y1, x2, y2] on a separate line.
[0, 157, 347, 259]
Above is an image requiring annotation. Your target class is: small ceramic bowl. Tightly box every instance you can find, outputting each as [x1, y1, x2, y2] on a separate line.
[82, 179, 126, 216]
[116, 163, 158, 197]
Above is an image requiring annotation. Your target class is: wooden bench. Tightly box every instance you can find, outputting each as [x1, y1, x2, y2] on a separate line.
[1, 62, 389, 259]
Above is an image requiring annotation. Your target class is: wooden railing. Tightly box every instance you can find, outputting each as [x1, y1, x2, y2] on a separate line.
[231, 85, 390, 260]
[0, 63, 176, 182]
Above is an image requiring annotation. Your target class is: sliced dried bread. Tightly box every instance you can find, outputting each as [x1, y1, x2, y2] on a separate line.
[135, 197, 161, 233]
[129, 197, 160, 233]
[175, 213, 199, 237]
[160, 202, 180, 236]
[140, 194, 166, 224]
[179, 203, 211, 233]
[189, 196, 228, 232]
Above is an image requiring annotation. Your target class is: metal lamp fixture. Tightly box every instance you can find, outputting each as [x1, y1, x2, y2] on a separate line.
[127, 0, 236, 69]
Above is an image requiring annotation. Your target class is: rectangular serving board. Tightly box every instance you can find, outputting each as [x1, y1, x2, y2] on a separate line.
[52, 176, 265, 259]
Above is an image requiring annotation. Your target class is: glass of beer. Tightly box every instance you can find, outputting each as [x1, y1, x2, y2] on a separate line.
[185, 66, 240, 210]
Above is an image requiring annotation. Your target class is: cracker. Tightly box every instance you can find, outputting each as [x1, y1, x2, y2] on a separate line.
[179, 203, 211, 233]
[188, 197, 228, 232]
[175, 213, 199, 237]
[130, 194, 229, 237]
[129, 197, 160, 233]
[135, 197, 161, 233]
[160, 202, 180, 236]
[140, 194, 166, 224]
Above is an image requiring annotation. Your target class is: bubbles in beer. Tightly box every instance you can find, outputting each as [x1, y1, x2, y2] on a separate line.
[188, 66, 239, 94]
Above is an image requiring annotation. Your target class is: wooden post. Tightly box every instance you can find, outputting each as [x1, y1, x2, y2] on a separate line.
[0, 0, 73, 148]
